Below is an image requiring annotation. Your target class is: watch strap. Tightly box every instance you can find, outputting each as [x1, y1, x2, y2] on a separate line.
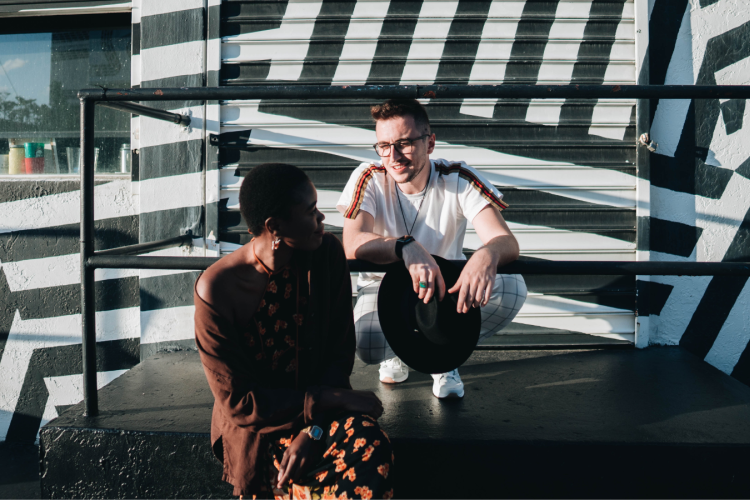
[395, 235, 415, 260]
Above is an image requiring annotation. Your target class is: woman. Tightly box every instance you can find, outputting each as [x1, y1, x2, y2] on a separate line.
[195, 163, 393, 499]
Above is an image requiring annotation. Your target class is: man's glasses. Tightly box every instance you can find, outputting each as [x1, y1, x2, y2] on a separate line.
[373, 134, 429, 157]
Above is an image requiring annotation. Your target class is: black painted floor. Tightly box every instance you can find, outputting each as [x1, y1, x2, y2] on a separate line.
[0, 442, 40, 499]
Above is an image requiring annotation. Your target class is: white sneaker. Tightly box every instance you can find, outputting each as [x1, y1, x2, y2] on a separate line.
[379, 357, 409, 384]
[431, 369, 465, 398]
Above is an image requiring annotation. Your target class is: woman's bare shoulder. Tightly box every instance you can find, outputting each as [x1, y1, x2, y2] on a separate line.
[195, 250, 247, 309]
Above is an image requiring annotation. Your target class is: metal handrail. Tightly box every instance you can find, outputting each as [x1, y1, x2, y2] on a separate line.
[77, 83, 750, 417]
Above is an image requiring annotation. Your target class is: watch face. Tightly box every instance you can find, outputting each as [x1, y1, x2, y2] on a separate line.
[310, 426, 324, 440]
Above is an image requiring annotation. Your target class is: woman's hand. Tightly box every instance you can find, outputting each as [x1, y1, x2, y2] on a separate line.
[320, 388, 384, 419]
[276, 432, 321, 489]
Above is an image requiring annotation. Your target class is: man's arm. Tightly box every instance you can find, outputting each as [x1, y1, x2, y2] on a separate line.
[448, 204, 520, 313]
[342, 211, 446, 302]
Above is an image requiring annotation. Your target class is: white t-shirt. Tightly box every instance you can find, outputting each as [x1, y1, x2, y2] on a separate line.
[336, 159, 507, 283]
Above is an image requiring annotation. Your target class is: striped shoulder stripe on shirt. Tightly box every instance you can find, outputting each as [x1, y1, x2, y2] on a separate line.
[344, 164, 386, 219]
[435, 163, 509, 211]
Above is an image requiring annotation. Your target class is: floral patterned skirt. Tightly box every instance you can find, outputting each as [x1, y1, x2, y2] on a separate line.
[264, 413, 394, 500]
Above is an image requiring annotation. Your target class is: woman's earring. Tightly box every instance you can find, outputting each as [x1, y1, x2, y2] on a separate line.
[272, 238, 281, 251]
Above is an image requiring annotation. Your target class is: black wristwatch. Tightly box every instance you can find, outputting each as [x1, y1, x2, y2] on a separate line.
[395, 235, 416, 260]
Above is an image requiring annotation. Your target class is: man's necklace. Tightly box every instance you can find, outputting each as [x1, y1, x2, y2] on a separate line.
[396, 168, 431, 236]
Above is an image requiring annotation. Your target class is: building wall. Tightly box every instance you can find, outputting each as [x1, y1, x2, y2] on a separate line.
[639, 0, 750, 386]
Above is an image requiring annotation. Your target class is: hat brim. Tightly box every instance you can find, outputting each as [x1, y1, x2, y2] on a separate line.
[377, 256, 481, 374]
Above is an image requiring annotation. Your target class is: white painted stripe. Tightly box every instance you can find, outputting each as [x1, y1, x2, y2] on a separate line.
[142, 0, 203, 17]
[140, 172, 203, 214]
[0, 308, 139, 441]
[649, 276, 712, 346]
[138, 105, 203, 149]
[0, 180, 137, 235]
[141, 305, 196, 345]
[131, 53, 141, 87]
[138, 242, 206, 280]
[704, 280, 750, 375]
[399, 0, 460, 85]
[460, 0, 526, 118]
[332, 0, 391, 85]
[40, 370, 128, 432]
[141, 41, 205, 83]
[588, 101, 636, 140]
[131, 0, 141, 23]
[18, 2, 130, 15]
[3, 254, 139, 293]
[207, 38, 222, 73]
[705, 56, 750, 170]
[514, 294, 635, 335]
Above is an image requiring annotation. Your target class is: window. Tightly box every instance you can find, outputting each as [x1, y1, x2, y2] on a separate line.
[0, 14, 131, 175]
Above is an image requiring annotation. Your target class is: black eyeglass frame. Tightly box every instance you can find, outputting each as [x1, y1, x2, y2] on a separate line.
[372, 134, 430, 157]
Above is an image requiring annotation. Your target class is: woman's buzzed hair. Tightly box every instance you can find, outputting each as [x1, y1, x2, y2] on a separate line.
[370, 99, 431, 134]
[239, 163, 311, 235]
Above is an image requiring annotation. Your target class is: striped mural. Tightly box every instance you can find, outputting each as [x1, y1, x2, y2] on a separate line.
[640, 0, 750, 385]
[216, 0, 640, 341]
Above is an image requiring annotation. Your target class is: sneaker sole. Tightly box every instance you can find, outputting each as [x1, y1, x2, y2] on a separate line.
[380, 374, 409, 384]
[434, 388, 465, 399]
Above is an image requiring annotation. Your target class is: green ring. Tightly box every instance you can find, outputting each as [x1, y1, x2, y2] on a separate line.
[419, 281, 427, 288]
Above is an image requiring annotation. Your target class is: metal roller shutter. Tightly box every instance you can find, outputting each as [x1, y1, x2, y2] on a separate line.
[217, 0, 637, 344]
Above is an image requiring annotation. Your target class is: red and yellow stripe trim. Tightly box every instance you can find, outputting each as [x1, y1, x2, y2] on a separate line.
[435, 163, 508, 211]
[343, 164, 386, 219]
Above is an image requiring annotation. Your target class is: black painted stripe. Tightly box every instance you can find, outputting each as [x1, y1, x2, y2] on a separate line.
[648, 217, 702, 258]
[0, 179, 111, 204]
[141, 8, 204, 50]
[139, 140, 203, 181]
[5, 338, 139, 444]
[434, 0, 492, 84]
[365, 0, 423, 85]
[502, 0, 560, 86]
[140, 206, 203, 243]
[0, 215, 138, 263]
[679, 201, 750, 358]
[635, 279, 674, 316]
[208, 4, 221, 40]
[140, 271, 200, 311]
[297, 0, 356, 84]
[220, 0, 288, 37]
[730, 342, 750, 386]
[132, 21, 140, 55]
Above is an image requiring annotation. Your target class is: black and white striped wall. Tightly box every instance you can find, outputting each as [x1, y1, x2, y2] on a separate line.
[639, 0, 750, 385]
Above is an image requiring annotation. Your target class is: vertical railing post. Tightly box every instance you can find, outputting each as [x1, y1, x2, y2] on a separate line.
[80, 97, 98, 416]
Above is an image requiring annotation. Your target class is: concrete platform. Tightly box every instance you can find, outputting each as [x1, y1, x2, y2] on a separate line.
[41, 348, 750, 498]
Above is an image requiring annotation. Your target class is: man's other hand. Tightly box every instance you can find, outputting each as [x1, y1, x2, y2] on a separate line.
[402, 241, 446, 303]
[448, 247, 497, 313]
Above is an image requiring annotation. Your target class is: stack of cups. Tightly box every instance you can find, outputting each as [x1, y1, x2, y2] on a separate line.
[9, 144, 25, 174]
[24, 142, 45, 174]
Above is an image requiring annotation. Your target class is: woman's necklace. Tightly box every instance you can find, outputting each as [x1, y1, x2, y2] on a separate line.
[396, 168, 431, 236]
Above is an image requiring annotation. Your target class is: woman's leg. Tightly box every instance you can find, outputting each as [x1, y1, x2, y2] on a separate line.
[478, 274, 527, 341]
[269, 413, 394, 499]
[353, 282, 396, 364]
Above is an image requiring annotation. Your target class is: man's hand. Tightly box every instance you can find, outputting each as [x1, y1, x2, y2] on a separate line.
[448, 247, 497, 313]
[276, 432, 322, 489]
[403, 241, 446, 303]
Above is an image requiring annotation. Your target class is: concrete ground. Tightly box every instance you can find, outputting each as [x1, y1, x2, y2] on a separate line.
[0, 442, 40, 499]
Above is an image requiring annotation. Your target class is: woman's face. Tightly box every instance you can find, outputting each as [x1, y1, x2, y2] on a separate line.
[275, 181, 326, 251]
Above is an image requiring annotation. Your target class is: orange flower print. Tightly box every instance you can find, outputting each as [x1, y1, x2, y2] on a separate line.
[363, 414, 376, 422]
[373, 440, 380, 447]
[267, 281, 278, 294]
[362, 420, 374, 427]
[284, 335, 295, 347]
[377, 463, 390, 479]
[391, 452, 395, 463]
[354, 486, 372, 500]
[362, 445, 375, 462]
[344, 416, 355, 430]
[293, 314, 304, 326]
[334, 458, 347, 473]
[338, 492, 349, 500]
[273, 350, 283, 361]
[343, 468, 356, 482]
[353, 438, 366, 452]
[382, 489, 394, 499]
[274, 458, 281, 471]
[381, 429, 390, 442]
[322, 486, 334, 500]
[334, 450, 345, 460]
[279, 436, 294, 448]
[266, 338, 274, 347]
[275, 319, 288, 332]
[247, 336, 255, 347]
[315, 470, 328, 482]
[257, 299, 267, 311]
[323, 443, 336, 458]
[329, 421, 339, 436]
[257, 324, 266, 336]
[284, 283, 293, 299]
[292, 484, 312, 500]
[268, 303, 280, 316]
[283, 269, 290, 279]
[286, 359, 296, 372]
[255, 352, 264, 361]
[343, 428, 354, 443]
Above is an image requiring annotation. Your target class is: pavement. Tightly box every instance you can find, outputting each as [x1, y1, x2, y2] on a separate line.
[0, 442, 40, 499]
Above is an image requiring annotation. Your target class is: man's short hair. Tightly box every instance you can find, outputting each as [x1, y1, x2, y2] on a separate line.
[370, 99, 431, 133]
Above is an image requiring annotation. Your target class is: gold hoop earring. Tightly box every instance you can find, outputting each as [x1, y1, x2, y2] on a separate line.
[272, 238, 281, 251]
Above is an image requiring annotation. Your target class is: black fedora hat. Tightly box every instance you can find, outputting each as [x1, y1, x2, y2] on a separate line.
[377, 255, 481, 374]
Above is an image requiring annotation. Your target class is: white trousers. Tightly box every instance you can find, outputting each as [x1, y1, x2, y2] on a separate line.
[353, 274, 527, 365]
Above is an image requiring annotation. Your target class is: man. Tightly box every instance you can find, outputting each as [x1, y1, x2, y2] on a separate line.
[336, 99, 527, 398]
